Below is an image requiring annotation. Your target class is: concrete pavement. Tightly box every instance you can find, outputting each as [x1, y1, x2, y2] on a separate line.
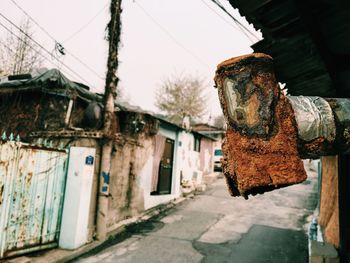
[75, 162, 318, 263]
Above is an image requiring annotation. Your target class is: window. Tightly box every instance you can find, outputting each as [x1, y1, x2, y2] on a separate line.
[214, 149, 222, 156]
[194, 136, 201, 152]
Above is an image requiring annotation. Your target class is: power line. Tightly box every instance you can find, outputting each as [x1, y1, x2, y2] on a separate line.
[214, 0, 259, 41]
[135, 2, 210, 69]
[208, 0, 260, 42]
[0, 21, 76, 81]
[62, 3, 109, 43]
[8, 0, 57, 42]
[0, 14, 93, 85]
[65, 50, 104, 80]
[8, 0, 105, 80]
[200, 0, 256, 43]
[0, 21, 78, 81]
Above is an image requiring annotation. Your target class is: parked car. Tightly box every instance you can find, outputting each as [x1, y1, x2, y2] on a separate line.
[213, 148, 223, 171]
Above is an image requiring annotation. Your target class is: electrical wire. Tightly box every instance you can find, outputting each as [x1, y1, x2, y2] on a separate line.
[0, 16, 93, 85]
[200, 0, 256, 43]
[0, 21, 78, 81]
[135, 2, 210, 69]
[214, 0, 259, 41]
[9, 0, 58, 42]
[208, 0, 260, 42]
[8, 0, 105, 80]
[62, 2, 109, 43]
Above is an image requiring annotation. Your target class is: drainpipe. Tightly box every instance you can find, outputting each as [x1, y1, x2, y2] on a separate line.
[214, 53, 350, 198]
[96, 0, 122, 241]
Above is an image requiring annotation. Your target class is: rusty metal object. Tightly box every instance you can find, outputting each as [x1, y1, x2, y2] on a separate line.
[281, 96, 350, 158]
[215, 53, 350, 198]
[323, 98, 350, 155]
[0, 139, 68, 258]
[215, 53, 307, 198]
[288, 96, 336, 158]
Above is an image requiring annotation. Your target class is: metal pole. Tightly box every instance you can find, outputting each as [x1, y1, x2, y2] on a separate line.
[287, 96, 350, 158]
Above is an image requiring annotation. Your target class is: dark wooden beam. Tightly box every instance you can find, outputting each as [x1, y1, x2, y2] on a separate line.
[338, 155, 350, 263]
[293, 0, 346, 96]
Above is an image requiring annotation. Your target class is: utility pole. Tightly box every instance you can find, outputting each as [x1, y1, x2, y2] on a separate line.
[96, 0, 122, 241]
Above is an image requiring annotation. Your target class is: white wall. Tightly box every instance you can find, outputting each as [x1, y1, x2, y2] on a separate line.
[175, 131, 202, 189]
[139, 126, 208, 210]
[59, 147, 95, 250]
[141, 124, 180, 210]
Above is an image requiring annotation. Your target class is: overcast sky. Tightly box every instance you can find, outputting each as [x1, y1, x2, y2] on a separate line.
[0, 0, 261, 120]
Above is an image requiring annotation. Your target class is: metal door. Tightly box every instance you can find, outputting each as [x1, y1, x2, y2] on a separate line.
[157, 138, 174, 194]
[0, 141, 68, 258]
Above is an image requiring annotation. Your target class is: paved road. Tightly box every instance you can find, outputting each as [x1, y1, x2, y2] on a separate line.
[77, 162, 318, 263]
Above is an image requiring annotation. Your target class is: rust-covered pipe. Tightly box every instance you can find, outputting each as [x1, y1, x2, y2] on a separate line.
[288, 96, 350, 158]
[214, 53, 350, 198]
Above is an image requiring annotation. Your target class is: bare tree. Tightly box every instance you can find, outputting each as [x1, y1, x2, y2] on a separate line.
[155, 74, 208, 124]
[0, 19, 42, 76]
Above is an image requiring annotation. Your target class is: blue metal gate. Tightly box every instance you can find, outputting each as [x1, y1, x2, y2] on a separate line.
[0, 140, 68, 258]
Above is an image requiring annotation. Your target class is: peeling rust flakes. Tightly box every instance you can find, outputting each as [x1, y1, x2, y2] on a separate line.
[215, 53, 307, 198]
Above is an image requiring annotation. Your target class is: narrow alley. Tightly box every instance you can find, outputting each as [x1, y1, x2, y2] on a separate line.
[75, 162, 318, 263]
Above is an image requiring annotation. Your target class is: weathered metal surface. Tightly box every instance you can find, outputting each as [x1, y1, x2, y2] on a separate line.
[216, 54, 277, 138]
[0, 141, 19, 256]
[215, 53, 307, 198]
[215, 53, 350, 198]
[0, 140, 68, 258]
[286, 96, 350, 158]
[288, 96, 336, 142]
[325, 98, 350, 155]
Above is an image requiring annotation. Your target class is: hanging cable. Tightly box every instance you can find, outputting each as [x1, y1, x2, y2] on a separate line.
[8, 0, 57, 42]
[8, 0, 105, 80]
[205, 0, 260, 42]
[62, 2, 109, 43]
[212, 0, 260, 41]
[0, 17, 94, 85]
[0, 21, 78, 81]
[200, 0, 256, 43]
[135, 2, 210, 69]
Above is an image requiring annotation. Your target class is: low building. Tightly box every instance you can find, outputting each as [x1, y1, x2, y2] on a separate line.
[0, 69, 217, 258]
